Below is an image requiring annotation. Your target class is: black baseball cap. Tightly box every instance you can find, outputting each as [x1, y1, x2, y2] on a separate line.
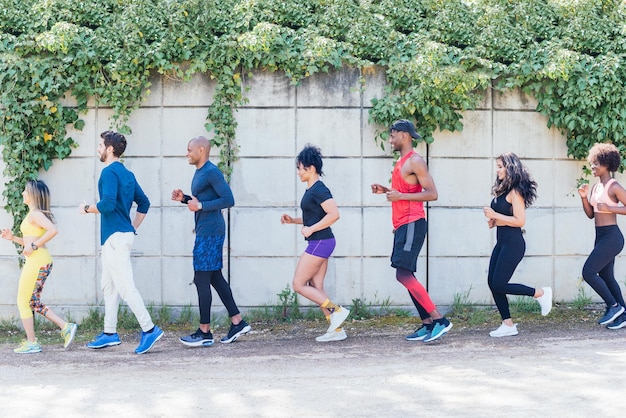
[390, 119, 421, 139]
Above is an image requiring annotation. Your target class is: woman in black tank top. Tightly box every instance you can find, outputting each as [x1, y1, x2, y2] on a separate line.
[483, 153, 552, 338]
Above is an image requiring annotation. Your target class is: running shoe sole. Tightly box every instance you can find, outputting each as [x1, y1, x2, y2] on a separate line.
[220, 324, 252, 344]
[179, 338, 214, 347]
[87, 341, 122, 349]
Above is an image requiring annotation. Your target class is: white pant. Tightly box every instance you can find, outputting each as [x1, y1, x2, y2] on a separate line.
[101, 232, 154, 333]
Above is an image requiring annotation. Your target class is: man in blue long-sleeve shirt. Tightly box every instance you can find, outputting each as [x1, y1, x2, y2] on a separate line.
[172, 136, 251, 346]
[81, 131, 163, 354]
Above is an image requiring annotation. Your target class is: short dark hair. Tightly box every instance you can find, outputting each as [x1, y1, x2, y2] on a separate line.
[101, 131, 127, 157]
[297, 144, 324, 176]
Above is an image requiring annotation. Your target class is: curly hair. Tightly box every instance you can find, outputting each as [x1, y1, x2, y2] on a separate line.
[296, 144, 324, 175]
[25, 179, 55, 222]
[492, 152, 538, 208]
[588, 143, 621, 172]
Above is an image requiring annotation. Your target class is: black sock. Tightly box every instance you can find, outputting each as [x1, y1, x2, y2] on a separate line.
[104, 332, 115, 336]
[146, 326, 155, 333]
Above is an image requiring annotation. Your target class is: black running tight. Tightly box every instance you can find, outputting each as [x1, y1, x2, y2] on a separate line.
[194, 270, 240, 324]
[488, 229, 534, 320]
[582, 225, 625, 307]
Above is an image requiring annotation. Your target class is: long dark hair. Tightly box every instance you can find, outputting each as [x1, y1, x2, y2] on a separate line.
[492, 152, 537, 208]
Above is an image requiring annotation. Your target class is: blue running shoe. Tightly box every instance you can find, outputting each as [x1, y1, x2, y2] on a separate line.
[179, 328, 214, 347]
[423, 318, 453, 343]
[135, 325, 164, 354]
[405, 324, 432, 341]
[607, 313, 626, 330]
[87, 333, 121, 349]
[599, 305, 625, 325]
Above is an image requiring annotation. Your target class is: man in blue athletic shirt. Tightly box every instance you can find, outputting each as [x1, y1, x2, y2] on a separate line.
[81, 131, 164, 354]
[172, 136, 251, 346]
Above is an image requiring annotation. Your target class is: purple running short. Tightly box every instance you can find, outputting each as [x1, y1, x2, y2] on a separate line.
[304, 238, 336, 259]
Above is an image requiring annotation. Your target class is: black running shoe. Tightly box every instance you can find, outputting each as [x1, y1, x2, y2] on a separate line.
[220, 320, 252, 344]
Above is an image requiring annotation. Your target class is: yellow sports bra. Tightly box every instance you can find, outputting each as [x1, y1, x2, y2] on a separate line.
[20, 212, 45, 237]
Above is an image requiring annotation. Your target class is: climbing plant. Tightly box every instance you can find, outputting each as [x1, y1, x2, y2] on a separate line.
[2, 0, 626, 236]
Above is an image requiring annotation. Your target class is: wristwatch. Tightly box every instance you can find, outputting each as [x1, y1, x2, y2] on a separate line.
[84, 204, 90, 213]
[197, 202, 203, 210]
[31, 242, 38, 251]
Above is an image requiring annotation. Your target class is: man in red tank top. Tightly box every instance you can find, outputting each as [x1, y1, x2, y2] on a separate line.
[371, 119, 452, 343]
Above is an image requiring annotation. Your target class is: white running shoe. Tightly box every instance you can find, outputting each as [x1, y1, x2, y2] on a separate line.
[489, 323, 518, 338]
[327, 307, 350, 333]
[536, 286, 553, 316]
[315, 328, 348, 342]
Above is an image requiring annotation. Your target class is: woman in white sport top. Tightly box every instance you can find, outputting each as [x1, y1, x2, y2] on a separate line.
[578, 143, 626, 328]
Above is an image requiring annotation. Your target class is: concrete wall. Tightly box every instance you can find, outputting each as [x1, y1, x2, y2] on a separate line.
[1, 66, 624, 320]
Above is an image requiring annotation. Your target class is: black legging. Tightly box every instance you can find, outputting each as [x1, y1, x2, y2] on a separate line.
[488, 227, 534, 320]
[582, 225, 625, 307]
[409, 292, 431, 321]
[194, 270, 240, 325]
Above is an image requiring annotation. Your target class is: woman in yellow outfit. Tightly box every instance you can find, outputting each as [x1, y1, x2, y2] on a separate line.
[1, 180, 77, 353]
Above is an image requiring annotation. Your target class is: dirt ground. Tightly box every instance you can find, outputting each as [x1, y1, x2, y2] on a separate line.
[1, 319, 626, 418]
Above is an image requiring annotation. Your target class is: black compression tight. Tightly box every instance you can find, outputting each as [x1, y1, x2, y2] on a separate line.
[194, 270, 240, 324]
[582, 225, 625, 307]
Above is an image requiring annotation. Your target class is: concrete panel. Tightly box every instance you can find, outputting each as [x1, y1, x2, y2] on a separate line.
[330, 208, 362, 257]
[362, 65, 386, 107]
[429, 208, 493, 257]
[230, 158, 296, 207]
[524, 208, 555, 256]
[132, 256, 163, 303]
[38, 158, 97, 206]
[331, 257, 362, 305]
[162, 108, 212, 157]
[161, 256, 197, 306]
[0, 258, 20, 304]
[161, 207, 196, 256]
[428, 256, 493, 305]
[163, 73, 216, 107]
[41, 256, 98, 304]
[230, 208, 295, 257]
[431, 111, 492, 158]
[66, 109, 98, 157]
[494, 88, 538, 110]
[47, 207, 98, 256]
[362, 158, 395, 206]
[322, 158, 362, 207]
[362, 113, 390, 157]
[123, 157, 161, 208]
[161, 157, 196, 207]
[0, 209, 20, 255]
[235, 108, 296, 157]
[554, 208, 596, 255]
[493, 111, 561, 159]
[229, 256, 297, 306]
[297, 67, 361, 107]
[363, 207, 394, 257]
[141, 73, 163, 108]
[96, 108, 162, 157]
[242, 70, 295, 107]
[296, 109, 361, 157]
[554, 160, 587, 207]
[475, 87, 492, 110]
[132, 207, 161, 256]
[553, 256, 601, 302]
[429, 158, 493, 207]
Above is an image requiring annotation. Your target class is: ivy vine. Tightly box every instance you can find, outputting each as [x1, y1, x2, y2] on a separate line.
[2, 0, 626, 237]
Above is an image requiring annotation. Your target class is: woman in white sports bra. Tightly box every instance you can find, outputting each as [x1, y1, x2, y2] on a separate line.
[578, 143, 626, 328]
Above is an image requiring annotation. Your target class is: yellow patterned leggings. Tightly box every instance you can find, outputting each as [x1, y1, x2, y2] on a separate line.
[17, 249, 53, 319]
